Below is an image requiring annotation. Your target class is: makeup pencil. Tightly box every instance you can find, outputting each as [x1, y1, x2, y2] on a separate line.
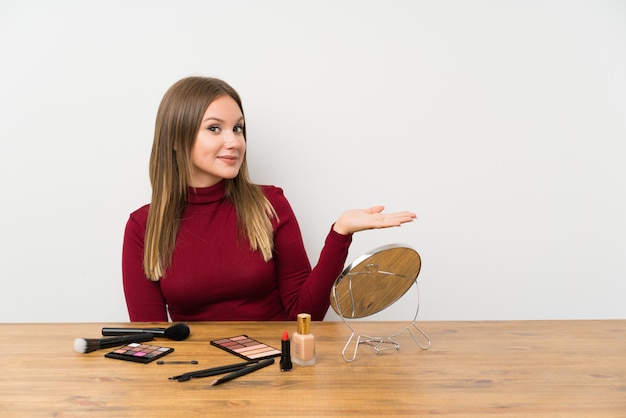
[169, 359, 260, 381]
[210, 358, 275, 386]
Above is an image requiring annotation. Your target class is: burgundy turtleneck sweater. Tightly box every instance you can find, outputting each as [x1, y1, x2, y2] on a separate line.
[122, 181, 352, 322]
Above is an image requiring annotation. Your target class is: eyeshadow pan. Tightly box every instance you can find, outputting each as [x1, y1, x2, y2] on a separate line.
[240, 347, 273, 356]
[248, 349, 281, 359]
[233, 343, 266, 353]
[210, 335, 281, 361]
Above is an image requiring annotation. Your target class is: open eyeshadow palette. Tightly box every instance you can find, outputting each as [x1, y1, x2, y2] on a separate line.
[210, 335, 281, 361]
[105, 342, 174, 364]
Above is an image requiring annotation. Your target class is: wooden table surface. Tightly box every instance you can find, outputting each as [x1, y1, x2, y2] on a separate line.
[0, 320, 624, 417]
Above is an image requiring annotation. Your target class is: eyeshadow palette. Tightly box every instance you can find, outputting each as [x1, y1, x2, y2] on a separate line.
[104, 342, 174, 364]
[210, 335, 281, 361]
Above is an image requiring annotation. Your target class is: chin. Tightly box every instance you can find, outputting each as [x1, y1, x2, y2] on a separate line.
[222, 170, 242, 180]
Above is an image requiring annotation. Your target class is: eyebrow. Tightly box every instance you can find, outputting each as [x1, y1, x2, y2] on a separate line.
[202, 116, 244, 124]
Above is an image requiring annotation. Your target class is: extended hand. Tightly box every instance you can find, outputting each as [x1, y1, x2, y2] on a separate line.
[332, 205, 416, 235]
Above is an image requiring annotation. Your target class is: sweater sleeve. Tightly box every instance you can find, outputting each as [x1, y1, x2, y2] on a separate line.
[121, 206, 169, 322]
[266, 187, 352, 320]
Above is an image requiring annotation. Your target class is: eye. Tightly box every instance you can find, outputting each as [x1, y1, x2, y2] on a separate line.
[208, 125, 221, 133]
[233, 124, 244, 134]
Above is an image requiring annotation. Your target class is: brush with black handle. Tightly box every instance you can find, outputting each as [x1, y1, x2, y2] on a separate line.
[101, 323, 190, 341]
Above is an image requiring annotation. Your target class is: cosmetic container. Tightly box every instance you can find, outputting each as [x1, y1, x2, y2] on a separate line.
[292, 313, 316, 366]
[280, 331, 293, 371]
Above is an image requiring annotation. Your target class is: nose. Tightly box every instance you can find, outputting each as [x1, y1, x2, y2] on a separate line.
[223, 131, 241, 149]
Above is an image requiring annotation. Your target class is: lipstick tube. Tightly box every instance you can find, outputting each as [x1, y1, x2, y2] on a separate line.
[280, 331, 293, 371]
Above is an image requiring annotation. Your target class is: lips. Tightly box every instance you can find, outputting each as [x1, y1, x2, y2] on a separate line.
[218, 155, 239, 164]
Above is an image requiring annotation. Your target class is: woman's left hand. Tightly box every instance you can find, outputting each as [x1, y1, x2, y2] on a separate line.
[332, 206, 416, 235]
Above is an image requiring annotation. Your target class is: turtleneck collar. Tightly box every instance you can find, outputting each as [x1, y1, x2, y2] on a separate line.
[187, 180, 227, 204]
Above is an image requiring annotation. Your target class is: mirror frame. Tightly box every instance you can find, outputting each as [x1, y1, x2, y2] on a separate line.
[330, 243, 421, 319]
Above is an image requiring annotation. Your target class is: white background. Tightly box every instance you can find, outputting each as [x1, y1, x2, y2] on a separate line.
[1, 0, 624, 323]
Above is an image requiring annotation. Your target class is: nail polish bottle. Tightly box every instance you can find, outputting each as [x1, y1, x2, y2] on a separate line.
[292, 313, 316, 366]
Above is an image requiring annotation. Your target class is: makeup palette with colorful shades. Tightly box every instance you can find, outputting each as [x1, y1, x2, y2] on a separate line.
[104, 342, 174, 364]
[210, 335, 281, 361]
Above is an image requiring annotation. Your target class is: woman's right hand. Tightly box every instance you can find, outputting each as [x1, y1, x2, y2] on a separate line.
[332, 205, 416, 235]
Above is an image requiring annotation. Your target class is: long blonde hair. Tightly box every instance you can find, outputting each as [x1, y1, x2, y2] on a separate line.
[144, 77, 276, 281]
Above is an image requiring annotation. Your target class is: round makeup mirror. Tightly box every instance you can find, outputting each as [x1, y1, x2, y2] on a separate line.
[330, 244, 421, 318]
[330, 243, 430, 362]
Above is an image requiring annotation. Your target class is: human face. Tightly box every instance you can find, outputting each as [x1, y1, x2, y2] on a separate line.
[190, 95, 246, 187]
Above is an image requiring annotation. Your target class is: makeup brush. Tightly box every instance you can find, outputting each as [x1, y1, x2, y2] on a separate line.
[74, 333, 155, 353]
[101, 323, 190, 341]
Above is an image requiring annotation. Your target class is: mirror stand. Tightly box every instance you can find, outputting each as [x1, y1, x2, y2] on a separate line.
[330, 244, 431, 362]
[334, 277, 430, 363]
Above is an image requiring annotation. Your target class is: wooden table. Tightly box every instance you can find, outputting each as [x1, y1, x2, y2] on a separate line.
[0, 320, 624, 417]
